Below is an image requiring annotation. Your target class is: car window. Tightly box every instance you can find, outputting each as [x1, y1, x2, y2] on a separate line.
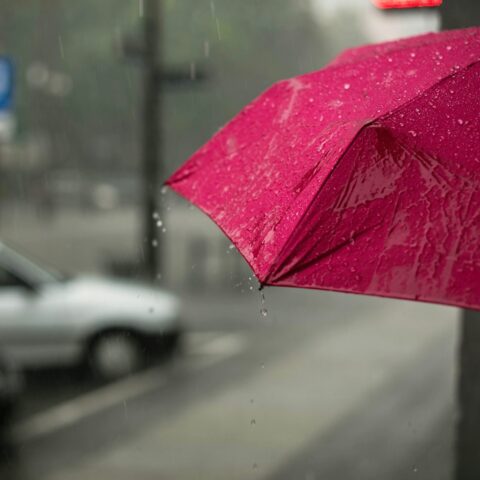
[0, 266, 25, 289]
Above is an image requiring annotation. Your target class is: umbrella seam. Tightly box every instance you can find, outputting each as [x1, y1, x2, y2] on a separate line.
[375, 59, 480, 125]
[263, 121, 375, 285]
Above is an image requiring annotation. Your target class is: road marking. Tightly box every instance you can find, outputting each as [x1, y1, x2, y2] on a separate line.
[12, 332, 246, 443]
[186, 331, 247, 357]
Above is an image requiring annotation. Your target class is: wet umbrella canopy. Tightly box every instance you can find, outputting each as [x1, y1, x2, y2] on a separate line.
[167, 27, 480, 310]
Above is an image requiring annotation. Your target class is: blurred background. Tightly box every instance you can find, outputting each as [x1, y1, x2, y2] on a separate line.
[0, 1, 474, 479]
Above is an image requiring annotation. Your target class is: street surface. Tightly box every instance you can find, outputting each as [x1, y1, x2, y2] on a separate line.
[0, 289, 458, 480]
[0, 207, 459, 480]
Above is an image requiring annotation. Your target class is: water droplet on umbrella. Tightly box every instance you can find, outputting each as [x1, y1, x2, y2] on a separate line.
[344, 83, 351, 90]
[410, 52, 416, 58]
[409, 130, 417, 137]
[458, 119, 464, 125]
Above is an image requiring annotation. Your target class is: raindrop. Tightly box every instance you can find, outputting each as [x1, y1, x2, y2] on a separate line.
[410, 52, 416, 58]
[152, 239, 158, 247]
[343, 83, 351, 90]
[160, 186, 168, 195]
[458, 119, 464, 125]
[408, 130, 417, 137]
[58, 35, 65, 59]
[190, 62, 196, 80]
[156, 220, 163, 227]
[228, 243, 235, 250]
[260, 308, 268, 317]
[152, 211, 160, 219]
[446, 45, 452, 51]
[161, 227, 167, 233]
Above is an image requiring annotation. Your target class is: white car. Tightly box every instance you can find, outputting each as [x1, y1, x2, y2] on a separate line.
[0, 243, 182, 380]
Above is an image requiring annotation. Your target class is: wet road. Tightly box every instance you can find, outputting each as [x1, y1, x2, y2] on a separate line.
[0, 288, 458, 480]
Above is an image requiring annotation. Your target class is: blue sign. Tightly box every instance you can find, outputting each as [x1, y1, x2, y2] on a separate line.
[0, 57, 14, 111]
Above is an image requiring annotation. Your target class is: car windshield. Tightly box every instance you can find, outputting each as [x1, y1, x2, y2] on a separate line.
[0, 245, 64, 285]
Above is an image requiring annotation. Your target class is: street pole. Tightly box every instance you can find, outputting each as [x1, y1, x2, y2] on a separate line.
[142, 0, 161, 282]
[441, 3, 480, 479]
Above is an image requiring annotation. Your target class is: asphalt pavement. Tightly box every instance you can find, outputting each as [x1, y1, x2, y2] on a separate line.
[0, 288, 458, 480]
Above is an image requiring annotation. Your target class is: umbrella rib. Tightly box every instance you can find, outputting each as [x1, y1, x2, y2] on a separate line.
[270, 220, 383, 285]
[376, 59, 480, 126]
[262, 121, 375, 285]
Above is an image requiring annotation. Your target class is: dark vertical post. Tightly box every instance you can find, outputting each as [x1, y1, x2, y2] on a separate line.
[142, 0, 161, 282]
[441, 2, 480, 479]
[456, 310, 480, 480]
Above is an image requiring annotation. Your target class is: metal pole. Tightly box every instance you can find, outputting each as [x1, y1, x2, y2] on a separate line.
[142, 0, 161, 282]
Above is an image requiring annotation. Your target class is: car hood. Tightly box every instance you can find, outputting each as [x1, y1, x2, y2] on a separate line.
[45, 275, 180, 320]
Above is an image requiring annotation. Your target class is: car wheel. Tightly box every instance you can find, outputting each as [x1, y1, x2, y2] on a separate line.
[88, 331, 145, 381]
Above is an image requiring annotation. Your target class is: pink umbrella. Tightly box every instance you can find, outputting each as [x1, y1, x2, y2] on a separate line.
[167, 27, 480, 310]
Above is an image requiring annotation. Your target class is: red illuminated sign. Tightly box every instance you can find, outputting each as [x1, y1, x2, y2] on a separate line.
[372, 0, 442, 8]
